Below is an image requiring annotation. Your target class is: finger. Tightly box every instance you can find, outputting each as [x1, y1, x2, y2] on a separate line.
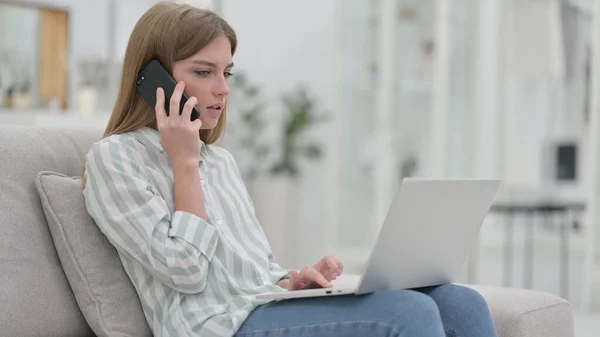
[155, 88, 166, 126]
[336, 258, 344, 275]
[327, 254, 339, 268]
[181, 96, 198, 124]
[329, 255, 341, 270]
[327, 254, 343, 276]
[289, 270, 301, 290]
[191, 117, 203, 131]
[325, 256, 338, 279]
[332, 256, 342, 274]
[327, 255, 338, 269]
[170, 81, 185, 119]
[306, 267, 332, 288]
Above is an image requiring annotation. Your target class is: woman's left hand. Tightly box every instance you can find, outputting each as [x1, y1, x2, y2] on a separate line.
[281, 254, 344, 291]
[312, 253, 344, 282]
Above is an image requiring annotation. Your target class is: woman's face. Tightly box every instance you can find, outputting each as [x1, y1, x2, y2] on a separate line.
[171, 35, 233, 130]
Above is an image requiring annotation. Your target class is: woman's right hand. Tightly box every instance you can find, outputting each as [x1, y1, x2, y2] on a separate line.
[155, 81, 203, 166]
[288, 266, 333, 291]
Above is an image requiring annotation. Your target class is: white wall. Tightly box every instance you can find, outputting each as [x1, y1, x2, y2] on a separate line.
[114, 0, 160, 61]
[222, 1, 336, 113]
[0, 0, 68, 8]
[69, 1, 109, 60]
[221, 0, 338, 268]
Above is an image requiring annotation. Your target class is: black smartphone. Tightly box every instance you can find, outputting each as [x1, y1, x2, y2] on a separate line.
[136, 59, 200, 121]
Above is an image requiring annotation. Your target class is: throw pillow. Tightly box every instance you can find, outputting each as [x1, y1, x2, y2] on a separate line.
[35, 171, 152, 337]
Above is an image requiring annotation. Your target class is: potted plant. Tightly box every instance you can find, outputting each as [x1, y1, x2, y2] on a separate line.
[269, 85, 327, 178]
[252, 85, 327, 267]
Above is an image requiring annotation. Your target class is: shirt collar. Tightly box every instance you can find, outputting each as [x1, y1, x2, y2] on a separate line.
[127, 126, 206, 158]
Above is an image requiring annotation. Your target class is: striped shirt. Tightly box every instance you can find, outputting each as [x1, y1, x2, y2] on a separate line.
[83, 126, 289, 337]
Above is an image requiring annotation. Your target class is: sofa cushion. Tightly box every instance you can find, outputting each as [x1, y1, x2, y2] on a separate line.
[0, 126, 104, 337]
[333, 275, 575, 337]
[36, 171, 152, 337]
[468, 285, 575, 337]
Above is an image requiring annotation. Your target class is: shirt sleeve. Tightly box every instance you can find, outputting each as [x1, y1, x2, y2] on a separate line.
[268, 254, 291, 284]
[82, 139, 218, 294]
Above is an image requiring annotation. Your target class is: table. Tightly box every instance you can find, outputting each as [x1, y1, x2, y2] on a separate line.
[489, 201, 585, 299]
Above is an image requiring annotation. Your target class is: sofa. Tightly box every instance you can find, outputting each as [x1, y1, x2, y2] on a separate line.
[0, 125, 575, 337]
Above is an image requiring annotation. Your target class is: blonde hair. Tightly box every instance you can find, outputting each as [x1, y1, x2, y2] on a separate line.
[81, 1, 237, 187]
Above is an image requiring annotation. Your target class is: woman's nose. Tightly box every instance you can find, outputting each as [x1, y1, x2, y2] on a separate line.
[215, 76, 230, 97]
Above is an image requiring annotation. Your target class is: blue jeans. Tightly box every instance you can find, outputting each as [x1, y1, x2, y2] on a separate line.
[235, 284, 499, 337]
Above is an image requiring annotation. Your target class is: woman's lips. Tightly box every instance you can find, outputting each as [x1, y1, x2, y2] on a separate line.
[206, 107, 222, 118]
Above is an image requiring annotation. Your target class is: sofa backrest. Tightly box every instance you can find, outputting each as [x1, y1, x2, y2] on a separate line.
[0, 126, 103, 337]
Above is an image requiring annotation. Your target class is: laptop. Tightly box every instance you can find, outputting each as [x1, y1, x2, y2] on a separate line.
[255, 178, 501, 301]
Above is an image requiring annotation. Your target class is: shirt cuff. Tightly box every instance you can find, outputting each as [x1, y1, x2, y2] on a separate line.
[169, 211, 219, 261]
[270, 269, 291, 284]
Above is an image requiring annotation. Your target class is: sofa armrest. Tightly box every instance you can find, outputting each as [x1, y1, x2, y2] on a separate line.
[466, 285, 575, 337]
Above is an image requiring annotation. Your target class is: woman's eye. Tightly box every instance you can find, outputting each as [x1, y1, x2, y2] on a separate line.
[224, 72, 234, 79]
[195, 70, 211, 77]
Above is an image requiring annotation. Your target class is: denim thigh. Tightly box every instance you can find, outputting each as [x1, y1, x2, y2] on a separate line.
[415, 284, 499, 337]
[234, 289, 445, 337]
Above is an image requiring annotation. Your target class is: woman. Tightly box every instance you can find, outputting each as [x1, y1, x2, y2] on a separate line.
[82, 2, 499, 337]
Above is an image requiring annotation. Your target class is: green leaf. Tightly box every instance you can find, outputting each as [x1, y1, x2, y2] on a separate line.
[303, 144, 323, 158]
[245, 85, 259, 97]
[256, 145, 269, 157]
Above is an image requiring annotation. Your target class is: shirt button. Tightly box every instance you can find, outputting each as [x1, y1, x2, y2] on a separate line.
[200, 179, 205, 186]
[216, 218, 223, 224]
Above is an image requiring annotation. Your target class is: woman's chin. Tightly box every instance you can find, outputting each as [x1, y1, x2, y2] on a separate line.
[200, 119, 219, 130]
